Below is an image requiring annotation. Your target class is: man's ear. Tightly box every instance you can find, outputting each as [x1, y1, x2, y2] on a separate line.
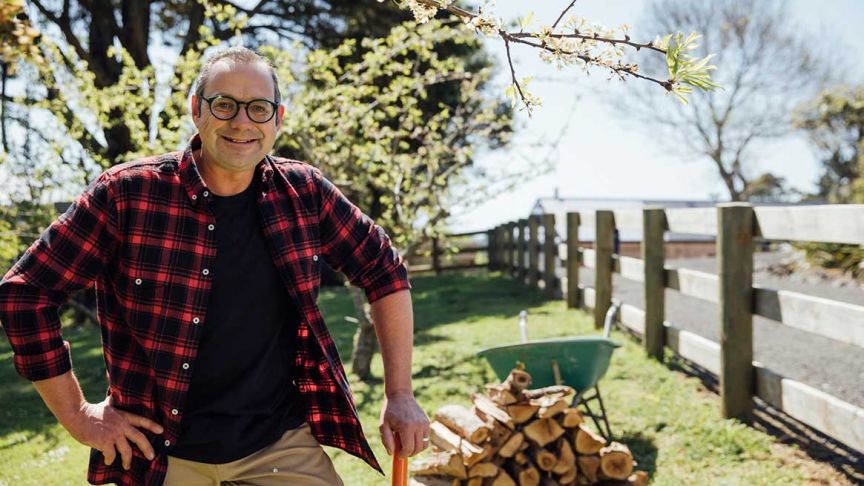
[190, 95, 201, 123]
[275, 104, 285, 128]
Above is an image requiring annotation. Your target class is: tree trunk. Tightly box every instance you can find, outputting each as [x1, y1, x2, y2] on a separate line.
[349, 285, 377, 380]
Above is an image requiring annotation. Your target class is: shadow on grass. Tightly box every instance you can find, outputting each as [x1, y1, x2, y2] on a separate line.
[616, 431, 658, 478]
[666, 347, 863, 484]
[319, 270, 552, 375]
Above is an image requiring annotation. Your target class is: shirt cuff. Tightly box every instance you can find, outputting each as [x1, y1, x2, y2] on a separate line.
[364, 272, 412, 304]
[14, 340, 73, 382]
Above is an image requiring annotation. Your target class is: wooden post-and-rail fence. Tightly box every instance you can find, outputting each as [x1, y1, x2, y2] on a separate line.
[481, 204, 864, 454]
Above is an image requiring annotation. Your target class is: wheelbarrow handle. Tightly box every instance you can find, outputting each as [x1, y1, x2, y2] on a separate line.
[392, 433, 409, 486]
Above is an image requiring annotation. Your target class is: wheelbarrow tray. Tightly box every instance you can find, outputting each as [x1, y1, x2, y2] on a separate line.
[477, 336, 621, 393]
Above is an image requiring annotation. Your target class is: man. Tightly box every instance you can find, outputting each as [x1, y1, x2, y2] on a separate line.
[0, 47, 429, 485]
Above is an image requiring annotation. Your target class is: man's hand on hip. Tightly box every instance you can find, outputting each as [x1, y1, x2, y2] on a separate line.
[379, 391, 430, 458]
[66, 396, 164, 470]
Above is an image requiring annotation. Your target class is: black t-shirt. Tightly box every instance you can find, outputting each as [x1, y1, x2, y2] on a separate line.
[170, 181, 306, 463]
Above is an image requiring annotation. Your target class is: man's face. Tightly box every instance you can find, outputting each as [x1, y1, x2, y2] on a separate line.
[191, 61, 285, 174]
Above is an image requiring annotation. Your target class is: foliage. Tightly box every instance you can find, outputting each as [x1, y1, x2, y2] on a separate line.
[278, 19, 518, 257]
[794, 85, 864, 204]
[386, 0, 720, 114]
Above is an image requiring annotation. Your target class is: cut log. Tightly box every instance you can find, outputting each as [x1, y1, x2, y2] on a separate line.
[507, 403, 540, 424]
[430, 421, 461, 453]
[552, 439, 576, 475]
[561, 408, 584, 428]
[523, 418, 566, 447]
[489, 469, 517, 486]
[409, 450, 467, 480]
[462, 441, 490, 468]
[522, 386, 574, 400]
[532, 447, 557, 472]
[535, 396, 568, 419]
[558, 466, 577, 485]
[513, 463, 540, 486]
[577, 456, 600, 483]
[489, 420, 514, 445]
[628, 471, 649, 486]
[513, 451, 528, 465]
[473, 394, 515, 430]
[436, 404, 491, 443]
[486, 384, 519, 406]
[429, 422, 488, 467]
[497, 432, 524, 458]
[468, 462, 499, 478]
[574, 425, 606, 454]
[503, 369, 532, 394]
[466, 478, 484, 486]
[599, 442, 634, 480]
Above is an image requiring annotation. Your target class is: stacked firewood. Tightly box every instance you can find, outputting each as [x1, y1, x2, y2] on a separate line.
[409, 369, 648, 486]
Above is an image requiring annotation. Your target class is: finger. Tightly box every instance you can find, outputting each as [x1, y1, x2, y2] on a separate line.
[125, 426, 156, 461]
[418, 429, 431, 455]
[102, 444, 117, 466]
[398, 428, 417, 458]
[115, 437, 134, 470]
[379, 422, 395, 456]
[121, 412, 165, 435]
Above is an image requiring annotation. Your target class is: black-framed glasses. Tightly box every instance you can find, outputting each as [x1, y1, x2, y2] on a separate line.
[199, 94, 279, 123]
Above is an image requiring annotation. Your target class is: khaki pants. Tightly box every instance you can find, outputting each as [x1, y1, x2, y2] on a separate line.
[164, 423, 344, 485]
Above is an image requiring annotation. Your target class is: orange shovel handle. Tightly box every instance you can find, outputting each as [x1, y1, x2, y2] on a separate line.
[392, 433, 409, 486]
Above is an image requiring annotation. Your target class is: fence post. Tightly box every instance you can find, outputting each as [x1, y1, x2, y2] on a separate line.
[528, 215, 540, 288]
[486, 229, 495, 270]
[566, 212, 582, 308]
[642, 208, 666, 361]
[517, 219, 527, 283]
[542, 213, 558, 298]
[594, 210, 614, 330]
[505, 222, 515, 276]
[718, 203, 755, 421]
[500, 225, 509, 274]
[431, 237, 441, 276]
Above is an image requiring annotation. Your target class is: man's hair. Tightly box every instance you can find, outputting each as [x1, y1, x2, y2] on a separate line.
[192, 46, 282, 114]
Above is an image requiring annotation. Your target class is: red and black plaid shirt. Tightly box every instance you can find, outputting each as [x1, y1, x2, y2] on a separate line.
[0, 135, 411, 485]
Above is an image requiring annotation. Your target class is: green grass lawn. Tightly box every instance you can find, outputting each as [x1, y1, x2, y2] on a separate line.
[0, 272, 840, 485]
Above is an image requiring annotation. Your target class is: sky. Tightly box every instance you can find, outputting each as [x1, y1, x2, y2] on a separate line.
[445, 0, 864, 233]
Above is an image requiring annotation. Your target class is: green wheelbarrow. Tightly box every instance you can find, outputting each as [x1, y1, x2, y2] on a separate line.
[477, 300, 623, 440]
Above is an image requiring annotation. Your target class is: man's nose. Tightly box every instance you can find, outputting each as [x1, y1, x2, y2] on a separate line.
[230, 106, 254, 126]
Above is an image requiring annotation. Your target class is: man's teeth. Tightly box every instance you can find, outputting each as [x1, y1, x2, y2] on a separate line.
[225, 137, 254, 143]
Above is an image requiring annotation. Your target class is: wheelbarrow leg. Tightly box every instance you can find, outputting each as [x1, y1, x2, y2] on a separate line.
[593, 383, 613, 440]
[571, 385, 614, 441]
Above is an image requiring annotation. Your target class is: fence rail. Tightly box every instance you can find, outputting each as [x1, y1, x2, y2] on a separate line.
[468, 203, 864, 453]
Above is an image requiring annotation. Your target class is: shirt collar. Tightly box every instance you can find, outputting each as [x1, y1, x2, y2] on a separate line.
[179, 133, 275, 205]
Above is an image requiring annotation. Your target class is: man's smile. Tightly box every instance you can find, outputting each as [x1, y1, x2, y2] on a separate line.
[220, 135, 259, 145]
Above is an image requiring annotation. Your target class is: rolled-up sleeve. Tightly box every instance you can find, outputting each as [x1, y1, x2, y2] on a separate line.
[315, 170, 411, 303]
[0, 173, 118, 381]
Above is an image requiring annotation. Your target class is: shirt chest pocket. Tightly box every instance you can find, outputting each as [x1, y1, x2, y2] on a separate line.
[114, 263, 172, 307]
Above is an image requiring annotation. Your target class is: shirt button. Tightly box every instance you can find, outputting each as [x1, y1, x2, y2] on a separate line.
[171, 409, 179, 416]
[134, 278, 142, 285]
[202, 268, 209, 276]
[203, 190, 209, 197]
[208, 224, 215, 231]
[191, 195, 197, 201]
[312, 255, 318, 261]
[192, 317, 200, 324]
[164, 440, 171, 447]
[182, 363, 190, 370]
